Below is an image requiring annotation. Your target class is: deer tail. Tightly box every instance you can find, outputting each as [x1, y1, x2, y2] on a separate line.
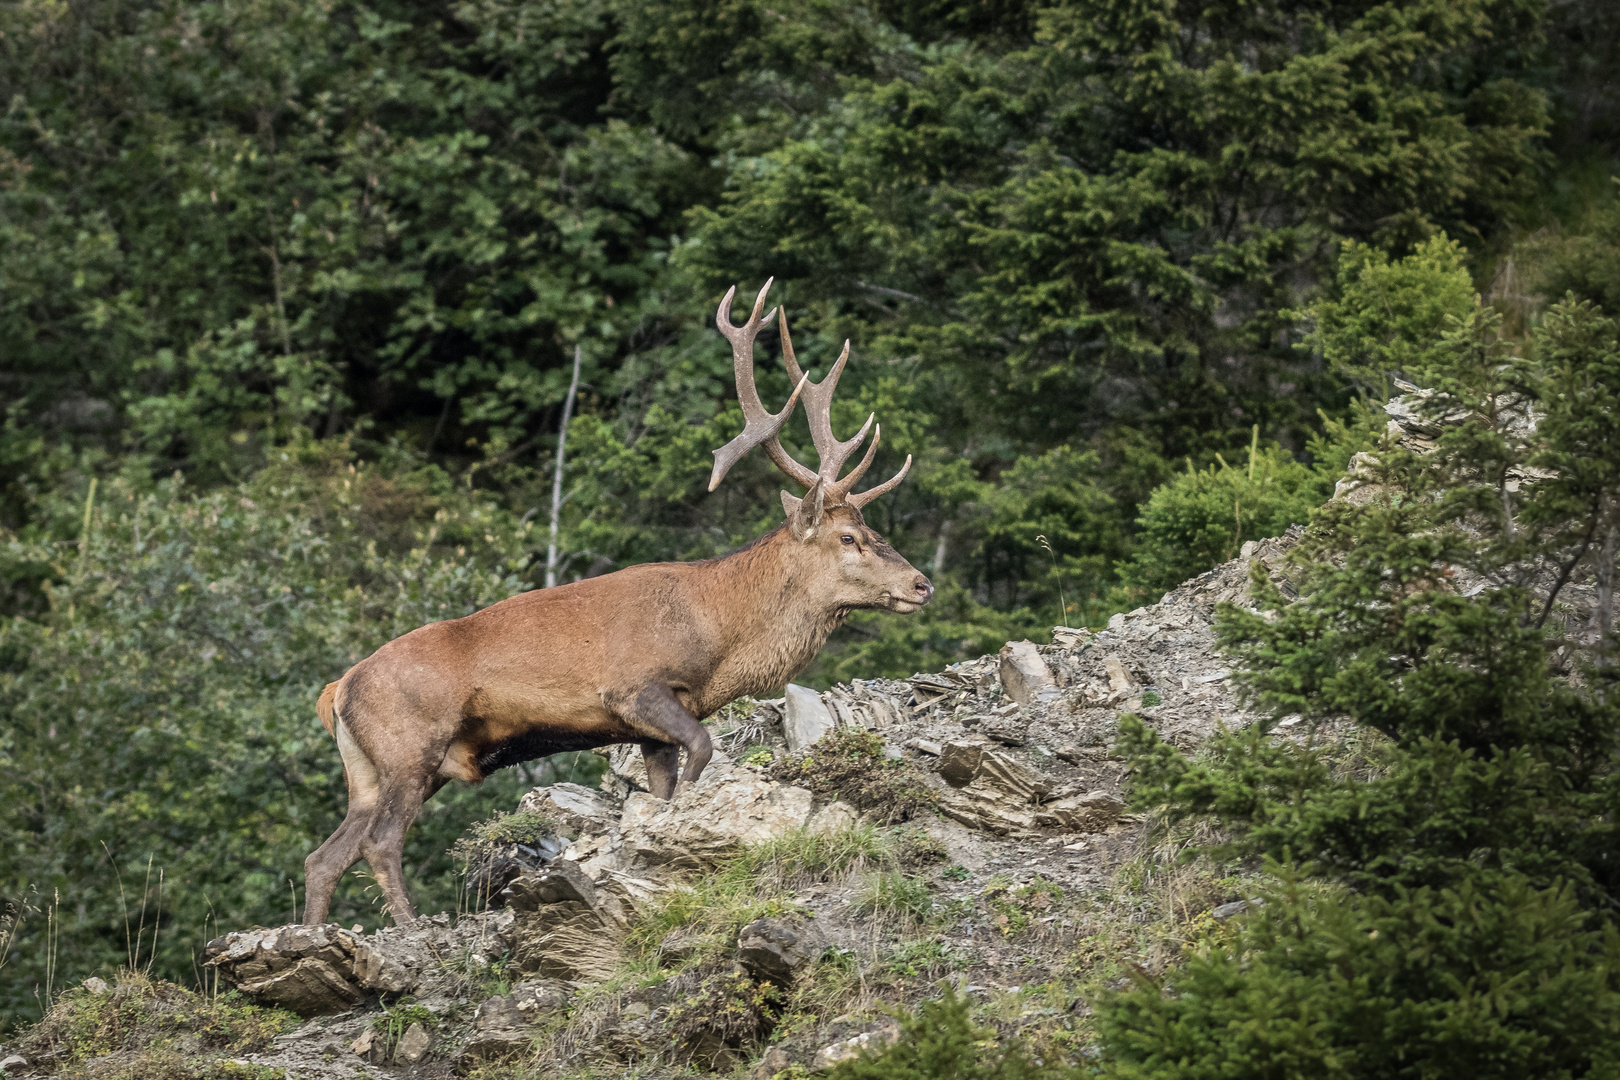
[316, 681, 341, 737]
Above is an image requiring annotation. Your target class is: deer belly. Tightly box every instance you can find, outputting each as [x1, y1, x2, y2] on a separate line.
[439, 714, 637, 782]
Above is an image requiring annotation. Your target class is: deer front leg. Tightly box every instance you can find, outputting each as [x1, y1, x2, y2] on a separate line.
[625, 683, 712, 799]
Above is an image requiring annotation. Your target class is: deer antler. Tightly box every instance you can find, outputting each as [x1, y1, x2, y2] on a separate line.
[709, 279, 911, 511]
[708, 278, 810, 492]
[777, 313, 911, 509]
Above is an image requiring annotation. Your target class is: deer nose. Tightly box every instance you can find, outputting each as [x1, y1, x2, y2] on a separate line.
[913, 575, 934, 600]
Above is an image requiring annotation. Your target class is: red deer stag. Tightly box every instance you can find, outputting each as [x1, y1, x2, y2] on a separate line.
[302, 279, 933, 925]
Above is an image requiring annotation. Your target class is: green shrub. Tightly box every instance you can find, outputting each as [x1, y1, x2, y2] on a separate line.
[826, 986, 1062, 1080]
[1109, 297, 1620, 1077]
[768, 730, 935, 824]
[1121, 440, 1329, 594]
[1099, 870, 1620, 1079]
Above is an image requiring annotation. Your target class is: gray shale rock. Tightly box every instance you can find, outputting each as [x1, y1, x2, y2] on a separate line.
[784, 684, 838, 751]
[812, 1026, 900, 1071]
[737, 916, 827, 985]
[935, 781, 1039, 835]
[395, 1022, 431, 1065]
[508, 860, 628, 982]
[936, 742, 1052, 801]
[1035, 790, 1125, 832]
[998, 640, 1056, 706]
[204, 924, 364, 1016]
[206, 912, 516, 1016]
[620, 760, 814, 868]
[518, 781, 620, 838]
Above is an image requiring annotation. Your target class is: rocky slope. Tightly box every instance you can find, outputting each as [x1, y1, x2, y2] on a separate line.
[1, 521, 1311, 1080]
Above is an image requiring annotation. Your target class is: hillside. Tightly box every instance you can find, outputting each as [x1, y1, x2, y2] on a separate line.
[0, 508, 1312, 1079]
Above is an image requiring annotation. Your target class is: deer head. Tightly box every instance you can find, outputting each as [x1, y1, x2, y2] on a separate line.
[709, 279, 932, 614]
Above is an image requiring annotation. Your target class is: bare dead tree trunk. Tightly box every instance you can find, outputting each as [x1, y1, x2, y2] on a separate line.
[1597, 518, 1616, 665]
[546, 344, 583, 589]
[932, 518, 952, 574]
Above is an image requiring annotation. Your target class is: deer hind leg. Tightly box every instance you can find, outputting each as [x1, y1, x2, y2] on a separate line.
[360, 771, 434, 925]
[303, 719, 381, 925]
[626, 683, 713, 798]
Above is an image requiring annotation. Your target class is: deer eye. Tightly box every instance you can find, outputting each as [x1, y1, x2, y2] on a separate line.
[840, 534, 856, 546]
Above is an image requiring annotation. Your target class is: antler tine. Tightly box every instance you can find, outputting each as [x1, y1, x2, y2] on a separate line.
[709, 279, 818, 492]
[825, 419, 882, 502]
[845, 451, 912, 510]
[779, 314, 873, 484]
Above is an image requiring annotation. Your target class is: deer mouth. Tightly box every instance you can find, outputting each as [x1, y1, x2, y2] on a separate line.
[886, 594, 927, 613]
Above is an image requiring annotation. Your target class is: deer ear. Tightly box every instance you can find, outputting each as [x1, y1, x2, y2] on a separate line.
[782, 480, 825, 540]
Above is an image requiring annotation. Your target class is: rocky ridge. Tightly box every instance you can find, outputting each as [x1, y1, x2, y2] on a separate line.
[206, 524, 1304, 1078]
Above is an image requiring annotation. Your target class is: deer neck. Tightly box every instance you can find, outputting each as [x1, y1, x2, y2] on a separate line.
[698, 528, 845, 695]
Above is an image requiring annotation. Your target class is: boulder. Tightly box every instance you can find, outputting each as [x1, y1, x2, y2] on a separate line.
[752, 1045, 792, 1079]
[1033, 791, 1124, 832]
[620, 761, 814, 868]
[736, 916, 827, 985]
[207, 913, 518, 1014]
[935, 743, 1051, 801]
[783, 684, 837, 751]
[812, 1027, 899, 1071]
[806, 800, 860, 836]
[203, 924, 364, 1016]
[981, 707, 1027, 746]
[935, 781, 1039, 835]
[518, 782, 621, 839]
[351, 938, 416, 995]
[998, 641, 1056, 706]
[459, 977, 572, 1066]
[396, 1022, 431, 1065]
[508, 861, 628, 982]
[1103, 654, 1135, 696]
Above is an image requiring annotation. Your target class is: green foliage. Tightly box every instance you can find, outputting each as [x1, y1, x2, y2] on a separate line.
[16, 974, 295, 1072]
[371, 1002, 442, 1061]
[1300, 234, 1482, 394]
[627, 826, 886, 971]
[451, 810, 558, 859]
[768, 730, 935, 823]
[853, 873, 934, 922]
[0, 447, 568, 1026]
[1106, 289, 1620, 1071]
[1122, 432, 1354, 595]
[826, 986, 1062, 1080]
[1099, 870, 1620, 1079]
[980, 876, 1062, 937]
[667, 968, 783, 1061]
[4, 0, 1617, 1042]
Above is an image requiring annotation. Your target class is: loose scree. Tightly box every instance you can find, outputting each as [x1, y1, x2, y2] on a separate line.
[302, 280, 933, 925]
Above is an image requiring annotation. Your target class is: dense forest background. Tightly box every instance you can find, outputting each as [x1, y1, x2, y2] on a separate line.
[2, 0, 1618, 1034]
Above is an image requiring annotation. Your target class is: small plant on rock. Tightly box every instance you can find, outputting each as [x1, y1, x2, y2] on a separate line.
[982, 877, 1063, 936]
[769, 729, 935, 824]
[667, 968, 782, 1066]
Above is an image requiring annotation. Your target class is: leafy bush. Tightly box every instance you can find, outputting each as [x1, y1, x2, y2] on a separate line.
[0, 447, 568, 1027]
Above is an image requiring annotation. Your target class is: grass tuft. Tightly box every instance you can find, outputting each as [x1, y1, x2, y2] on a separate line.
[15, 969, 295, 1077]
